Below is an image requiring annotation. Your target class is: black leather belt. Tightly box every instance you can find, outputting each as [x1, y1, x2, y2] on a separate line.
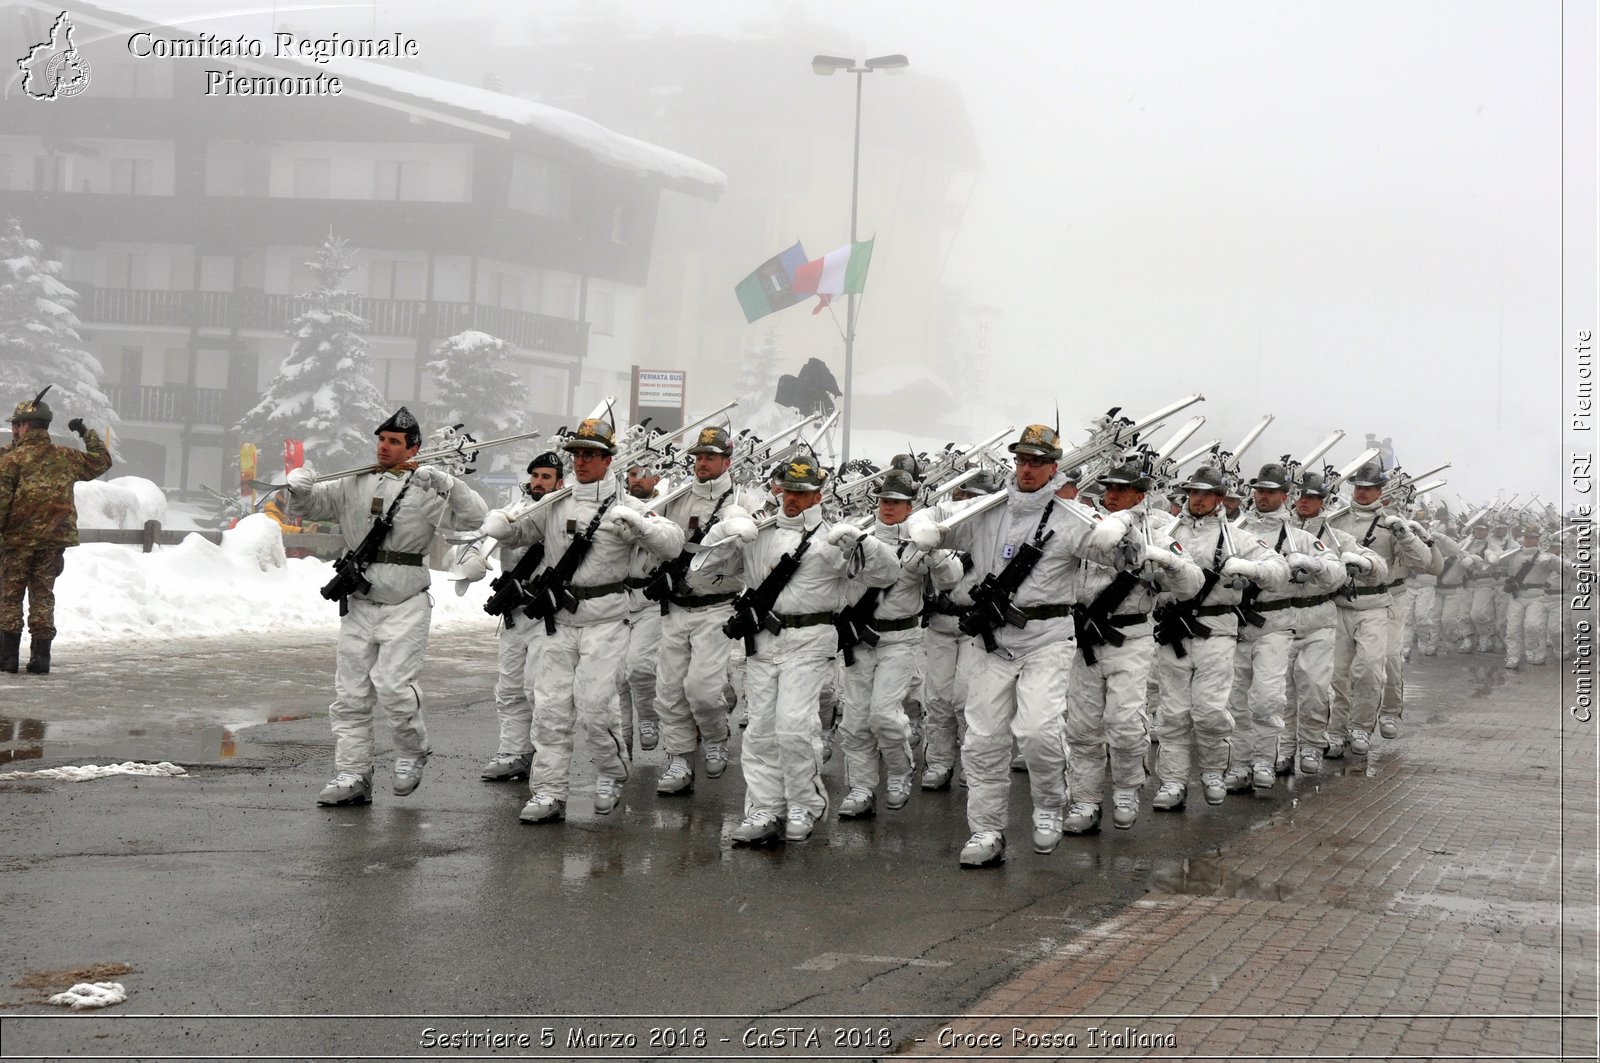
[669, 590, 738, 609]
[374, 549, 425, 566]
[1018, 603, 1075, 622]
[1388, 578, 1407, 590]
[772, 610, 834, 629]
[570, 581, 627, 601]
[1253, 599, 1296, 613]
[873, 615, 921, 633]
[1290, 593, 1337, 608]
[624, 575, 653, 590]
[1353, 584, 1391, 597]
[1193, 604, 1234, 617]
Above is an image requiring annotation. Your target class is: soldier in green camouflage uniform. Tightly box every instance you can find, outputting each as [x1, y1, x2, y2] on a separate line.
[0, 387, 113, 673]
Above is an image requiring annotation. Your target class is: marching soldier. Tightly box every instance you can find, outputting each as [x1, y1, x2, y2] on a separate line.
[619, 460, 666, 754]
[0, 387, 113, 674]
[477, 451, 564, 781]
[1495, 524, 1564, 669]
[690, 457, 900, 845]
[836, 471, 962, 818]
[287, 407, 488, 805]
[650, 427, 765, 796]
[480, 418, 684, 824]
[908, 427, 1167, 866]
[1149, 466, 1286, 810]
[1463, 523, 1501, 653]
[1062, 458, 1203, 837]
[1327, 461, 1431, 754]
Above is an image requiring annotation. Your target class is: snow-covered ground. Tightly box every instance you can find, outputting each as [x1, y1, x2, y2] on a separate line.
[53, 513, 496, 649]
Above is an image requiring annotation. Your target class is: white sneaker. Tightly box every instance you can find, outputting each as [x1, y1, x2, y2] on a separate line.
[637, 719, 660, 751]
[1222, 765, 1253, 792]
[593, 775, 622, 815]
[1349, 729, 1371, 756]
[656, 756, 693, 795]
[1251, 761, 1274, 790]
[479, 752, 531, 781]
[1064, 802, 1102, 834]
[885, 773, 914, 811]
[1112, 789, 1139, 830]
[1031, 809, 1064, 854]
[1152, 782, 1186, 810]
[703, 739, 730, 779]
[1201, 771, 1226, 805]
[838, 787, 875, 818]
[519, 791, 566, 823]
[392, 754, 428, 797]
[960, 830, 1006, 868]
[316, 771, 372, 806]
[1378, 714, 1399, 739]
[785, 806, 816, 842]
[1324, 736, 1346, 760]
[921, 762, 954, 790]
[1297, 747, 1322, 775]
[731, 811, 781, 846]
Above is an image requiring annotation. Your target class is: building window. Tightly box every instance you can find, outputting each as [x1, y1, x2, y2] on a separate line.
[545, 279, 575, 319]
[489, 271, 522, 311]
[163, 347, 190, 386]
[375, 358, 416, 402]
[369, 259, 426, 301]
[106, 252, 149, 290]
[589, 288, 614, 336]
[374, 160, 429, 201]
[0, 155, 9, 191]
[110, 157, 153, 195]
[33, 154, 71, 192]
[508, 155, 571, 219]
[292, 158, 330, 198]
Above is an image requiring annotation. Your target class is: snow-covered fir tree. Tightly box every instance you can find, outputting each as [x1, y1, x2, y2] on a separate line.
[0, 216, 117, 435]
[424, 329, 531, 449]
[234, 233, 389, 471]
[734, 328, 783, 399]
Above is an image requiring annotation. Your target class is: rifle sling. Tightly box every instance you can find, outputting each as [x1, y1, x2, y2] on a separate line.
[1073, 569, 1145, 665]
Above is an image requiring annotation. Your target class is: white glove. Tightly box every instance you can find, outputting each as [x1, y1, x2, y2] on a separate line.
[1087, 512, 1132, 552]
[605, 505, 646, 540]
[481, 509, 515, 540]
[1340, 551, 1373, 574]
[1143, 543, 1181, 569]
[286, 468, 315, 494]
[1283, 551, 1313, 583]
[455, 548, 488, 583]
[410, 465, 451, 495]
[828, 521, 863, 547]
[908, 519, 943, 551]
[720, 505, 752, 524]
[722, 514, 759, 543]
[1221, 556, 1260, 580]
[1385, 515, 1412, 540]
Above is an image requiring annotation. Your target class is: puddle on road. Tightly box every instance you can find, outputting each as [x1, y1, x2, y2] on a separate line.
[1147, 850, 1293, 901]
[0, 712, 326, 768]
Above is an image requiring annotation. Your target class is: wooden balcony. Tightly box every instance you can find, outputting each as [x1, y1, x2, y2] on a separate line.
[77, 286, 588, 358]
[103, 384, 248, 428]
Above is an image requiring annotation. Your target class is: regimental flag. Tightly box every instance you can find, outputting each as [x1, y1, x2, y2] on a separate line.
[792, 238, 875, 314]
[734, 241, 809, 323]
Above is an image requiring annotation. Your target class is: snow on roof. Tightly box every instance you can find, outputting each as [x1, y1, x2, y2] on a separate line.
[46, 0, 725, 196]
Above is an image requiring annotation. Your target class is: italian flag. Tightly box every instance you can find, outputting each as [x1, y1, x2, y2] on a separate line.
[792, 238, 874, 313]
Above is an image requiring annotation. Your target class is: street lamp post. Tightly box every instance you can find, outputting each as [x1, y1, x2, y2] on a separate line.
[812, 53, 908, 464]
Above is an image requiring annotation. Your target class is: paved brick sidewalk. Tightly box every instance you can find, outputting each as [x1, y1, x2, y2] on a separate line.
[917, 657, 1597, 1061]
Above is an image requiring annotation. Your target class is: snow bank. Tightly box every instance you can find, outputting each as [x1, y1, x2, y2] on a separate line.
[48, 983, 127, 1010]
[74, 476, 168, 529]
[0, 762, 186, 782]
[52, 520, 497, 648]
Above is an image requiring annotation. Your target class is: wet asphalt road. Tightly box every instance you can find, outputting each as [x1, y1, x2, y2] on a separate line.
[0, 627, 1431, 1061]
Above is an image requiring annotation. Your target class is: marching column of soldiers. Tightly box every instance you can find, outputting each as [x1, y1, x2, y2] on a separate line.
[271, 396, 1571, 869]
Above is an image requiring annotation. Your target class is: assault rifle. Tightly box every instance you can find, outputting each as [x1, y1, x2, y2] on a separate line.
[958, 535, 1052, 653]
[483, 542, 546, 628]
[644, 486, 737, 614]
[834, 586, 885, 666]
[320, 470, 418, 616]
[722, 525, 819, 654]
[521, 496, 616, 634]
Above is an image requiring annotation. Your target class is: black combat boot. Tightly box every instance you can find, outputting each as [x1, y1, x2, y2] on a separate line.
[0, 632, 19, 673]
[25, 637, 50, 675]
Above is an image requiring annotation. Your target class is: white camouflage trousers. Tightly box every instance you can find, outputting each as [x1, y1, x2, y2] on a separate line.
[921, 628, 973, 770]
[1065, 633, 1155, 806]
[617, 606, 662, 742]
[1407, 584, 1438, 654]
[1505, 596, 1550, 665]
[741, 635, 833, 820]
[492, 616, 542, 756]
[1286, 621, 1335, 753]
[1438, 588, 1470, 650]
[1381, 590, 1407, 718]
[1331, 605, 1390, 738]
[1153, 634, 1235, 785]
[654, 604, 735, 756]
[839, 635, 919, 791]
[330, 593, 431, 775]
[965, 639, 1073, 832]
[529, 619, 630, 800]
[1228, 624, 1292, 768]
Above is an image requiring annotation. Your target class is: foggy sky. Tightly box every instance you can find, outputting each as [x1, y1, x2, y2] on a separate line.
[137, 0, 1576, 506]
